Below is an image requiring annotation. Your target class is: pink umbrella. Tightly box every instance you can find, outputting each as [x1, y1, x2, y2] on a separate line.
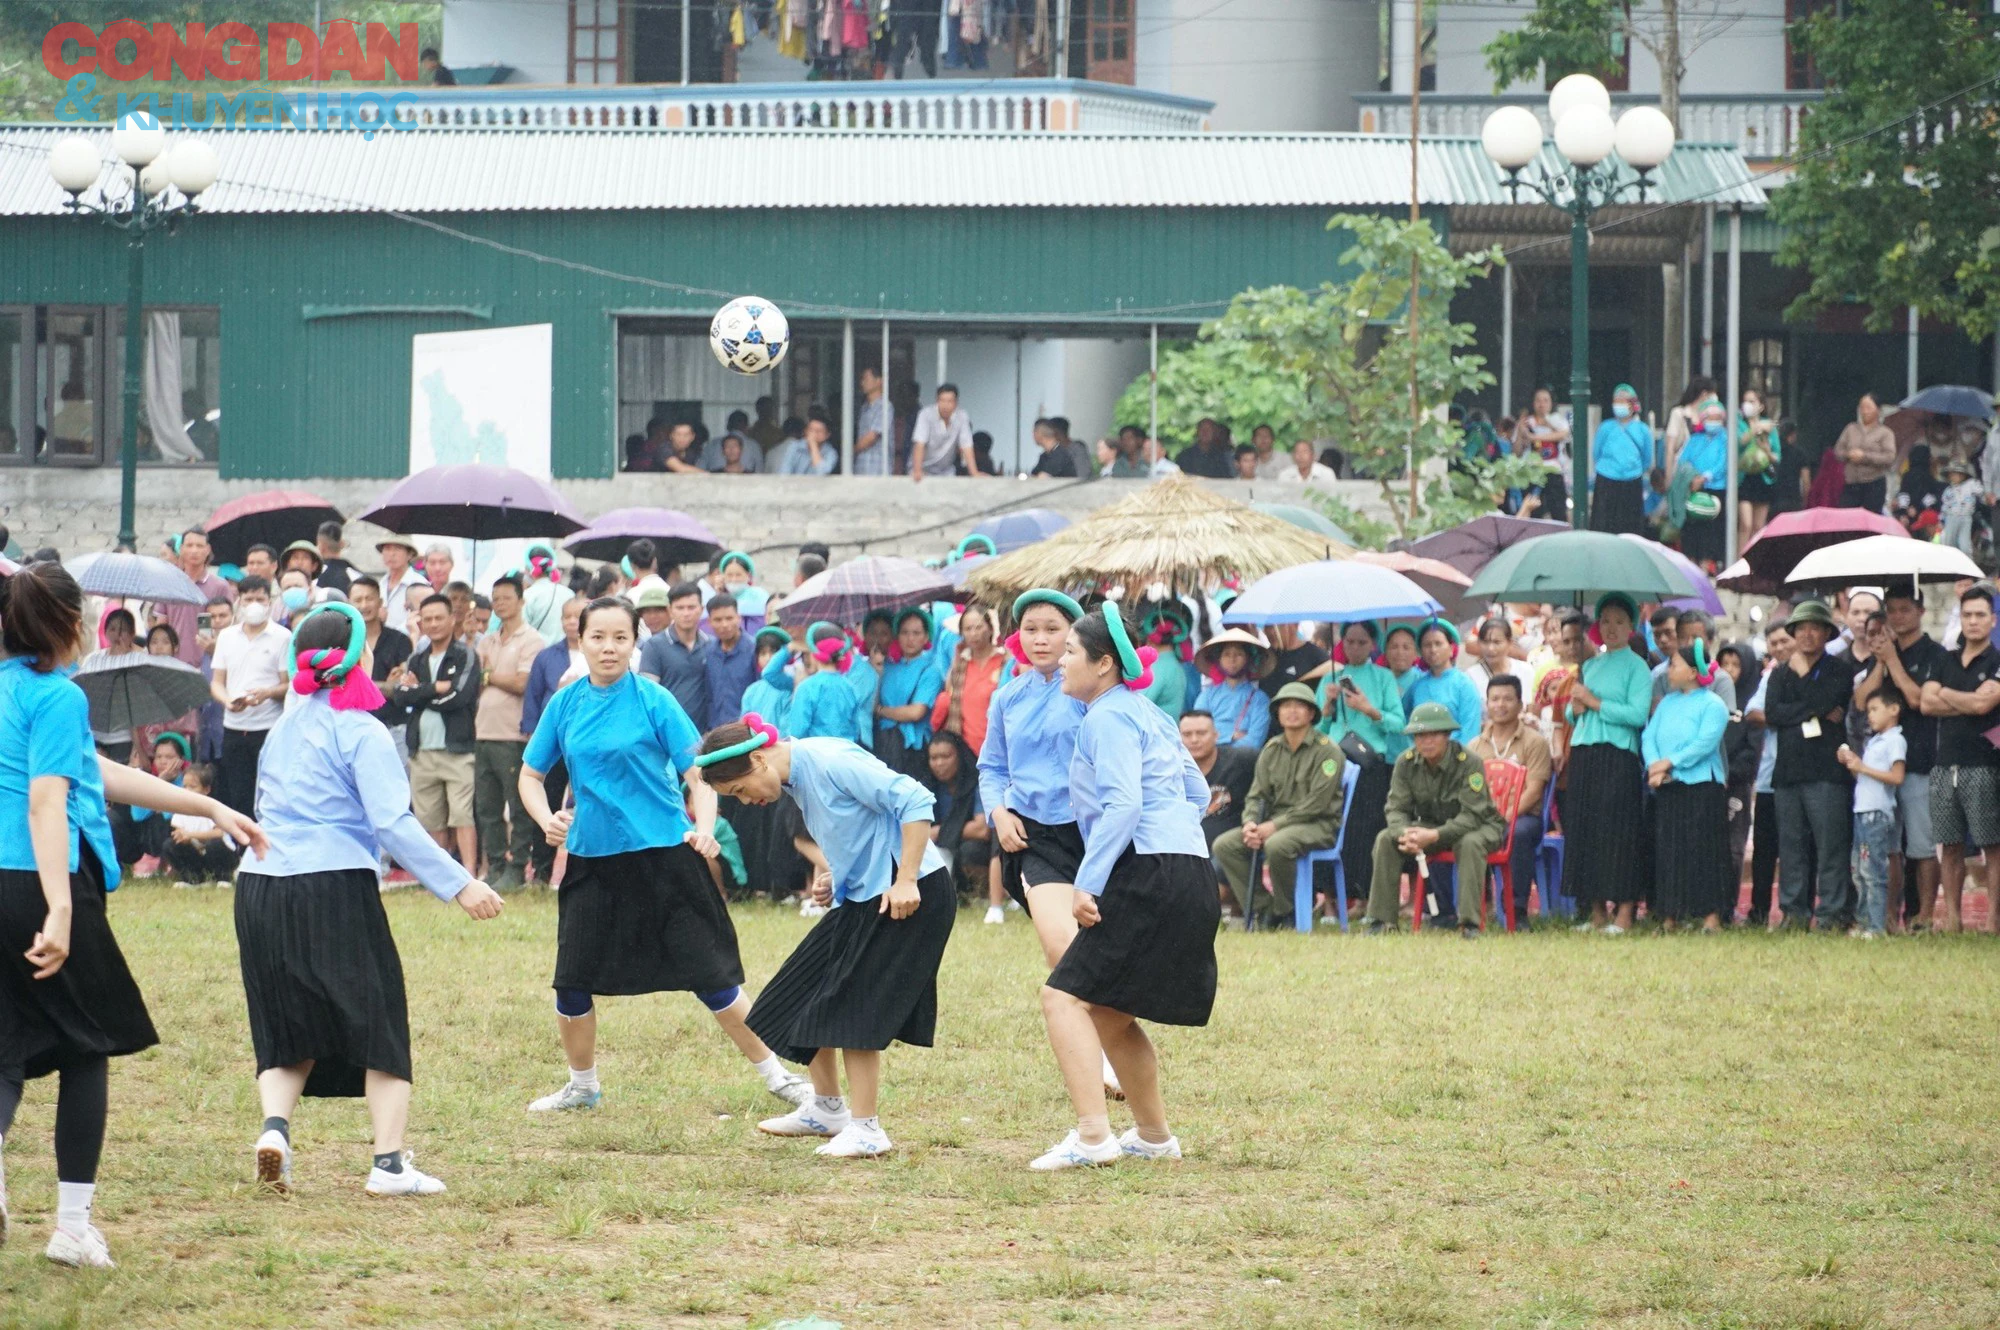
[1715, 508, 1907, 596]
[1352, 550, 1478, 623]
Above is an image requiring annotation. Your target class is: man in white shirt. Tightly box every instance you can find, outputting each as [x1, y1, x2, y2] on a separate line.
[909, 383, 973, 483]
[1274, 439, 1338, 490]
[208, 575, 293, 816]
[1463, 617, 1536, 709]
[376, 534, 430, 635]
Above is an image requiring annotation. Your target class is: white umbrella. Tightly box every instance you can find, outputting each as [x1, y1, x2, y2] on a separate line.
[1784, 535, 1982, 594]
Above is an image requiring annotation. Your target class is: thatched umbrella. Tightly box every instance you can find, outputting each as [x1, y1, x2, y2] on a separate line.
[965, 474, 1353, 604]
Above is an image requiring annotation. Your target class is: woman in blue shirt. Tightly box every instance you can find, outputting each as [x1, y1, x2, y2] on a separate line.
[696, 721, 954, 1160]
[872, 608, 945, 779]
[1563, 592, 1656, 932]
[518, 598, 811, 1119]
[0, 562, 267, 1268]
[1383, 624, 1423, 700]
[1642, 641, 1733, 931]
[1193, 629, 1273, 749]
[737, 626, 795, 731]
[1031, 606, 1216, 1172]
[1676, 398, 1732, 566]
[1403, 622, 1483, 745]
[779, 634, 864, 743]
[236, 604, 506, 1200]
[1587, 383, 1653, 537]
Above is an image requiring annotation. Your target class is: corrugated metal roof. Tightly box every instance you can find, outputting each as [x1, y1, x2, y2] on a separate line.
[0, 126, 1765, 216]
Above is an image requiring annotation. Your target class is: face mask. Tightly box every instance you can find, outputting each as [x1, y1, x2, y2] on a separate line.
[241, 601, 270, 626]
[1611, 403, 1631, 421]
[282, 587, 310, 611]
[1704, 421, 1726, 438]
[1741, 401, 1760, 418]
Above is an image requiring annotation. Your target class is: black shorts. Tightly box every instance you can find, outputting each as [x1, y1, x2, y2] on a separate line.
[1000, 816, 1086, 912]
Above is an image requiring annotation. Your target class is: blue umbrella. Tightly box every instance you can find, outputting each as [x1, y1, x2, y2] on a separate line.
[67, 552, 206, 606]
[970, 508, 1071, 554]
[940, 553, 992, 591]
[1222, 561, 1441, 626]
[1901, 385, 1995, 420]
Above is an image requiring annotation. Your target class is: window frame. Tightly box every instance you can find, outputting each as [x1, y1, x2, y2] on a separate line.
[568, 0, 625, 85]
[40, 304, 108, 469]
[0, 304, 29, 467]
[105, 302, 223, 469]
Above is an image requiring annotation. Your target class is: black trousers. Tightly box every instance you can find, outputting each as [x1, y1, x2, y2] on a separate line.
[0, 1057, 108, 1184]
[218, 727, 270, 817]
[1838, 476, 1888, 512]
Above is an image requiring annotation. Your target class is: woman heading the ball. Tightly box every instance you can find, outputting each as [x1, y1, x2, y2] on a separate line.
[516, 597, 810, 1117]
[238, 603, 505, 1199]
[1031, 605, 1219, 1171]
[697, 717, 956, 1159]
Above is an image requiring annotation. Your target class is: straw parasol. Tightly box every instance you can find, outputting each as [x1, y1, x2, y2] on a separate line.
[965, 474, 1352, 604]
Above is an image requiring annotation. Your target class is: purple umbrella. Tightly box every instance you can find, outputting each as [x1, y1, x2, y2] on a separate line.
[971, 509, 1071, 555]
[939, 553, 992, 591]
[1621, 534, 1724, 615]
[1406, 514, 1570, 577]
[357, 465, 587, 542]
[779, 556, 955, 626]
[563, 507, 723, 567]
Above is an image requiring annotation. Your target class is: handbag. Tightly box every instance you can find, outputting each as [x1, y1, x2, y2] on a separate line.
[1686, 491, 1721, 520]
[1339, 731, 1380, 768]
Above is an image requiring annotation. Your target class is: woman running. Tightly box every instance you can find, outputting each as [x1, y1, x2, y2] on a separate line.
[698, 716, 956, 1159]
[238, 603, 506, 1198]
[517, 597, 810, 1115]
[1031, 604, 1217, 1170]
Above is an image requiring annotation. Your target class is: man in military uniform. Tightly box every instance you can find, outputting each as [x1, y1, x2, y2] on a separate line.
[1212, 682, 1346, 928]
[1365, 701, 1507, 937]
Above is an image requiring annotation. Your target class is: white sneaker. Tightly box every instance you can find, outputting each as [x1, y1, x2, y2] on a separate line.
[1117, 1128, 1183, 1161]
[815, 1122, 893, 1158]
[1005, 898, 1022, 912]
[254, 1129, 292, 1194]
[983, 904, 1006, 925]
[799, 899, 827, 919]
[1029, 1129, 1122, 1171]
[527, 1081, 602, 1112]
[767, 1072, 813, 1107]
[45, 1223, 114, 1268]
[1858, 929, 1883, 941]
[1601, 924, 1627, 936]
[1572, 921, 1596, 933]
[365, 1152, 447, 1196]
[759, 1102, 850, 1137]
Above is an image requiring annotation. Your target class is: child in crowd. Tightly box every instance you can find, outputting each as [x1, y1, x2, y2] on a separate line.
[1839, 689, 1906, 939]
[1940, 458, 1981, 558]
[163, 763, 241, 885]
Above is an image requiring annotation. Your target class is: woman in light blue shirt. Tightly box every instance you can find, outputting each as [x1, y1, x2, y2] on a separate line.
[0, 561, 266, 1268]
[1587, 383, 1653, 536]
[697, 721, 955, 1161]
[1562, 592, 1656, 932]
[236, 604, 505, 1200]
[1031, 606, 1217, 1173]
[1643, 642, 1733, 931]
[1403, 622, 1483, 745]
[518, 597, 811, 1122]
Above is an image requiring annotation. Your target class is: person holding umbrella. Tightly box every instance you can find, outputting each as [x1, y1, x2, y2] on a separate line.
[1764, 599, 1857, 932]
[159, 528, 235, 669]
[1317, 620, 1407, 910]
[1562, 593, 1654, 934]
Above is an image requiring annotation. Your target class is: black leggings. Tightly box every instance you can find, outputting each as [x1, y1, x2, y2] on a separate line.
[0, 1057, 110, 1184]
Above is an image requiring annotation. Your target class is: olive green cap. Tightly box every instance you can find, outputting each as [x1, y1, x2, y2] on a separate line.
[1266, 680, 1322, 728]
[1783, 598, 1837, 631]
[1403, 701, 1459, 735]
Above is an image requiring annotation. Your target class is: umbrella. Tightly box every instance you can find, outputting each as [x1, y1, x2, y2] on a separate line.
[67, 552, 206, 606]
[1253, 502, 1354, 545]
[357, 464, 587, 542]
[1620, 534, 1724, 615]
[780, 556, 955, 626]
[1784, 534, 1982, 593]
[1714, 508, 1908, 596]
[1223, 560, 1441, 626]
[1466, 529, 1697, 605]
[1351, 551, 1479, 624]
[1406, 514, 1570, 577]
[1900, 385, 1995, 420]
[72, 654, 210, 733]
[939, 553, 992, 591]
[970, 508, 1071, 555]
[562, 507, 724, 567]
[202, 489, 343, 565]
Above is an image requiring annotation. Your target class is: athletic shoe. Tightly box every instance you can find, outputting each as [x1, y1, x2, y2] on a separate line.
[1029, 1130, 1121, 1171]
[365, 1152, 447, 1196]
[254, 1129, 292, 1194]
[527, 1082, 603, 1113]
[799, 899, 827, 919]
[815, 1122, 893, 1158]
[1601, 924, 1627, 936]
[133, 855, 161, 878]
[1116, 1128, 1183, 1161]
[1858, 929, 1883, 941]
[490, 867, 527, 893]
[767, 1072, 813, 1107]
[1573, 921, 1596, 933]
[984, 904, 1006, 925]
[45, 1224, 114, 1268]
[758, 1102, 849, 1137]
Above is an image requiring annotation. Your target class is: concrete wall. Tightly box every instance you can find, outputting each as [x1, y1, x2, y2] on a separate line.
[1140, 0, 1380, 130]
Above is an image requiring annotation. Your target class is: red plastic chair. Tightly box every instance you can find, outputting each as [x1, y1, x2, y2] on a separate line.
[1412, 758, 1528, 933]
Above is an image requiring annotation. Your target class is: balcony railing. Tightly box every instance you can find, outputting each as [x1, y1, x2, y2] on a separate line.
[1353, 91, 1826, 161]
[313, 79, 1212, 134]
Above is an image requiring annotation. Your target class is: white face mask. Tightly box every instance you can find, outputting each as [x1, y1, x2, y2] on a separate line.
[1742, 401, 1760, 418]
[240, 601, 270, 626]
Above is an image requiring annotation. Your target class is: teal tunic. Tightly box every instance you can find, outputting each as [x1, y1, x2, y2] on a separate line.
[1317, 661, 1408, 759]
[1567, 647, 1652, 753]
[1141, 657, 1188, 720]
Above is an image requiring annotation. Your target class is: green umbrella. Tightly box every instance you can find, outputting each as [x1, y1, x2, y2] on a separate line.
[1253, 502, 1354, 545]
[1465, 529, 1696, 605]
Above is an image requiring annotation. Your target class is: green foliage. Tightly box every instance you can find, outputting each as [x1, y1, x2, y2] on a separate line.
[1112, 332, 1313, 451]
[1482, 0, 1626, 91]
[1770, 0, 2000, 339]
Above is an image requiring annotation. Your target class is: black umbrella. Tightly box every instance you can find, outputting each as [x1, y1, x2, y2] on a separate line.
[202, 489, 344, 566]
[357, 464, 587, 541]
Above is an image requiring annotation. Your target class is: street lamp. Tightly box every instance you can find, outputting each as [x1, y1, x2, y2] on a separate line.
[1481, 76, 1675, 530]
[48, 113, 218, 551]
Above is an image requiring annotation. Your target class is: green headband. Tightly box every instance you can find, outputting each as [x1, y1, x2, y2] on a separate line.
[154, 731, 192, 761]
[955, 534, 997, 559]
[1012, 589, 1083, 624]
[293, 601, 366, 680]
[806, 619, 844, 645]
[1613, 382, 1637, 399]
[897, 605, 936, 639]
[754, 625, 791, 651]
[1595, 591, 1639, 623]
[718, 550, 755, 577]
[1101, 605, 1144, 681]
[693, 714, 780, 768]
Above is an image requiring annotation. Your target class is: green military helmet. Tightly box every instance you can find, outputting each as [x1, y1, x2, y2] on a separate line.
[1265, 680, 1322, 733]
[1403, 701, 1459, 735]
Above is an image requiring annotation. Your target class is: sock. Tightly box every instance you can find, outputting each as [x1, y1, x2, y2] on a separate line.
[1077, 1114, 1111, 1146]
[814, 1094, 847, 1116]
[372, 1151, 403, 1174]
[751, 1054, 789, 1089]
[1136, 1124, 1172, 1145]
[56, 1181, 94, 1233]
[262, 1116, 290, 1144]
[570, 1066, 599, 1091]
[852, 1115, 881, 1134]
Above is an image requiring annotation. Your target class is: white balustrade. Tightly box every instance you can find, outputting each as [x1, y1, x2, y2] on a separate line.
[1354, 93, 1824, 161]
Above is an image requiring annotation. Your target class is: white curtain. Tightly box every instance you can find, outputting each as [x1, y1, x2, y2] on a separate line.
[143, 311, 203, 463]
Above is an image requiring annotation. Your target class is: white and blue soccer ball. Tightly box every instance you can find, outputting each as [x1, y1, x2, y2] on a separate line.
[709, 296, 790, 375]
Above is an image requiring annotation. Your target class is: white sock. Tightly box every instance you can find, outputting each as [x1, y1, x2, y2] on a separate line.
[570, 1066, 599, 1091]
[852, 1115, 881, 1133]
[751, 1054, 788, 1088]
[57, 1181, 94, 1233]
[814, 1094, 847, 1115]
[1102, 1053, 1122, 1085]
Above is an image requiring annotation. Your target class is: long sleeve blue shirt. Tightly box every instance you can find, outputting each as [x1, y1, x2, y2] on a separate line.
[784, 737, 948, 905]
[846, 657, 880, 749]
[1642, 687, 1729, 785]
[0, 658, 120, 887]
[1196, 676, 1271, 749]
[1403, 667, 1484, 745]
[521, 639, 572, 738]
[1679, 424, 1729, 491]
[703, 634, 761, 731]
[876, 656, 944, 752]
[1070, 686, 1212, 897]
[737, 677, 790, 731]
[1591, 418, 1653, 483]
[523, 671, 700, 857]
[976, 666, 1083, 826]
[780, 669, 861, 741]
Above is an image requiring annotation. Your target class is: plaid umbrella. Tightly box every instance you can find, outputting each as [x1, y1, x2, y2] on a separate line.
[357, 464, 587, 541]
[778, 556, 955, 626]
[73, 654, 211, 733]
[203, 489, 343, 566]
[562, 507, 723, 567]
[68, 552, 207, 606]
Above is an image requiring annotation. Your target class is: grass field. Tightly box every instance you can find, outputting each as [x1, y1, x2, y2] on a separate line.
[4, 884, 2000, 1329]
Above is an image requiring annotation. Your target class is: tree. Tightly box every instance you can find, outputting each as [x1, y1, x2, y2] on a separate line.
[1770, 0, 2000, 341]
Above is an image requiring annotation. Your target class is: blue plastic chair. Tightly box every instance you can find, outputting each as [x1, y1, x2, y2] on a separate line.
[1535, 784, 1575, 918]
[1292, 760, 1362, 933]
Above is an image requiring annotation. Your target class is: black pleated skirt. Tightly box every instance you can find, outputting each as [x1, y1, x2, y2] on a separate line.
[747, 867, 957, 1065]
[1001, 816, 1087, 911]
[235, 868, 408, 1098]
[1680, 503, 1726, 564]
[1589, 476, 1646, 536]
[1561, 744, 1650, 906]
[555, 844, 745, 997]
[1047, 851, 1220, 1027]
[0, 854, 157, 1081]
[1652, 780, 1734, 920]
[1340, 756, 1394, 899]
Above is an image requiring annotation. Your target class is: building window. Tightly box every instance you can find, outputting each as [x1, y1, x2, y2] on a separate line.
[570, 0, 623, 85]
[1087, 0, 1134, 86]
[5, 304, 219, 468]
[42, 308, 100, 465]
[0, 308, 26, 462]
[1745, 336, 1785, 422]
[1786, 0, 1836, 90]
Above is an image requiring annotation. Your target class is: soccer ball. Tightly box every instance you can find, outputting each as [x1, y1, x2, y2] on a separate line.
[709, 297, 790, 375]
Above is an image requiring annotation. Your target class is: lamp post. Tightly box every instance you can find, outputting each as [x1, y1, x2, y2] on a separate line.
[47, 114, 218, 552]
[1480, 76, 1675, 531]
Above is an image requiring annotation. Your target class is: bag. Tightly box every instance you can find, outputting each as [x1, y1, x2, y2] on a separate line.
[1339, 732, 1380, 768]
[1740, 433, 1773, 476]
[1685, 491, 1721, 521]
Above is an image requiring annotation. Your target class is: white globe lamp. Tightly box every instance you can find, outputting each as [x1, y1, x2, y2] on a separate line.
[48, 136, 102, 195]
[167, 140, 220, 196]
[1614, 105, 1676, 170]
[1480, 105, 1544, 171]
[110, 110, 166, 167]
[1554, 104, 1616, 168]
[1547, 74, 1610, 129]
[138, 156, 173, 197]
